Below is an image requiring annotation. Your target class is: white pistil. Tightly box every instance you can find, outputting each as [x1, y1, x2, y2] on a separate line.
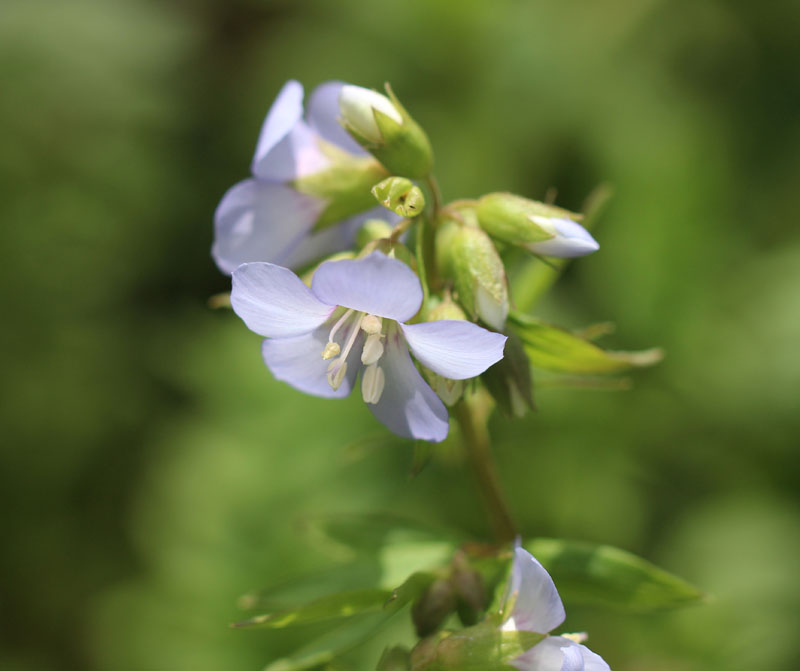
[361, 333, 384, 365]
[361, 363, 385, 404]
[328, 308, 354, 343]
[326, 358, 348, 391]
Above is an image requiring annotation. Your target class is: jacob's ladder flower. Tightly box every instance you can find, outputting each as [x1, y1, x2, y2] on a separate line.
[502, 546, 610, 671]
[213, 80, 397, 274]
[230, 252, 506, 442]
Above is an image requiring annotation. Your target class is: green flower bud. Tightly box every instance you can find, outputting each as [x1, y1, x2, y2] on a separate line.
[372, 176, 426, 218]
[292, 145, 388, 231]
[339, 84, 434, 179]
[436, 213, 509, 330]
[475, 192, 599, 258]
[355, 218, 394, 249]
[412, 577, 457, 637]
[451, 551, 486, 627]
[422, 295, 468, 406]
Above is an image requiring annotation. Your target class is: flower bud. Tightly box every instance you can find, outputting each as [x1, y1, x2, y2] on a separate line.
[412, 577, 457, 637]
[338, 84, 434, 178]
[422, 295, 468, 406]
[476, 192, 599, 257]
[371, 176, 425, 218]
[355, 218, 394, 248]
[436, 213, 509, 330]
[451, 551, 486, 627]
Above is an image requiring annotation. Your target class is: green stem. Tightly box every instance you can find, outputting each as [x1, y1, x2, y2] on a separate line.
[424, 174, 442, 218]
[454, 392, 517, 543]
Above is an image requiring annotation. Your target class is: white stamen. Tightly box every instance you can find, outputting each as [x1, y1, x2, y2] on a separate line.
[361, 363, 385, 404]
[326, 358, 348, 390]
[325, 313, 363, 390]
[361, 314, 382, 335]
[322, 342, 340, 360]
[361, 333, 384, 365]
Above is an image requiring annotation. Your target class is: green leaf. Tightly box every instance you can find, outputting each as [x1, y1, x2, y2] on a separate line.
[385, 571, 438, 612]
[509, 312, 663, 375]
[410, 440, 434, 478]
[481, 332, 534, 418]
[231, 588, 392, 629]
[525, 538, 706, 612]
[264, 611, 396, 671]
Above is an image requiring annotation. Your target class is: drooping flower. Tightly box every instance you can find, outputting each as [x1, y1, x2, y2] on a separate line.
[230, 251, 507, 442]
[213, 80, 397, 274]
[502, 546, 611, 671]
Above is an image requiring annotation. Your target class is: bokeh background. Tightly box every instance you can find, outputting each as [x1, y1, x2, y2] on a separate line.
[2, 0, 799, 669]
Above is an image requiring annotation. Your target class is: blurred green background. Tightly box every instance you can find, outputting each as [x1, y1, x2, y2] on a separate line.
[2, 0, 799, 669]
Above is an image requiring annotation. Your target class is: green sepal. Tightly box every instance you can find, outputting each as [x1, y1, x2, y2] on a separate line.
[509, 312, 663, 375]
[410, 623, 545, 671]
[476, 192, 578, 248]
[378, 646, 413, 671]
[372, 176, 426, 217]
[526, 538, 707, 612]
[340, 83, 434, 178]
[481, 332, 535, 418]
[292, 152, 388, 231]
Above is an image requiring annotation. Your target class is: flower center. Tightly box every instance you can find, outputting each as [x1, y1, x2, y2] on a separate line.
[321, 310, 387, 403]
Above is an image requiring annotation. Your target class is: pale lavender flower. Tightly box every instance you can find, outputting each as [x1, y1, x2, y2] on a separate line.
[230, 252, 507, 442]
[502, 546, 610, 671]
[213, 80, 395, 274]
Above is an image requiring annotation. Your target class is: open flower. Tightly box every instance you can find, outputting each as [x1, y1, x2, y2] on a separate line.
[213, 80, 395, 274]
[230, 252, 507, 441]
[502, 546, 610, 671]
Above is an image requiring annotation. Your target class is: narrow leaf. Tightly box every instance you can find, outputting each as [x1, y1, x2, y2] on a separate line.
[510, 312, 663, 375]
[231, 588, 391, 629]
[525, 538, 706, 612]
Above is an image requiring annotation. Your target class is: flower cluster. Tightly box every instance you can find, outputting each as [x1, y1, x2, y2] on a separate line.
[213, 80, 599, 442]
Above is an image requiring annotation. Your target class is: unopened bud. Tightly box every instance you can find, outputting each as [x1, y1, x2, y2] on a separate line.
[339, 85, 402, 143]
[355, 218, 394, 248]
[436, 214, 509, 330]
[451, 552, 486, 627]
[425, 295, 468, 322]
[422, 295, 468, 405]
[476, 192, 599, 257]
[412, 577, 457, 637]
[339, 84, 433, 178]
[371, 176, 425, 218]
